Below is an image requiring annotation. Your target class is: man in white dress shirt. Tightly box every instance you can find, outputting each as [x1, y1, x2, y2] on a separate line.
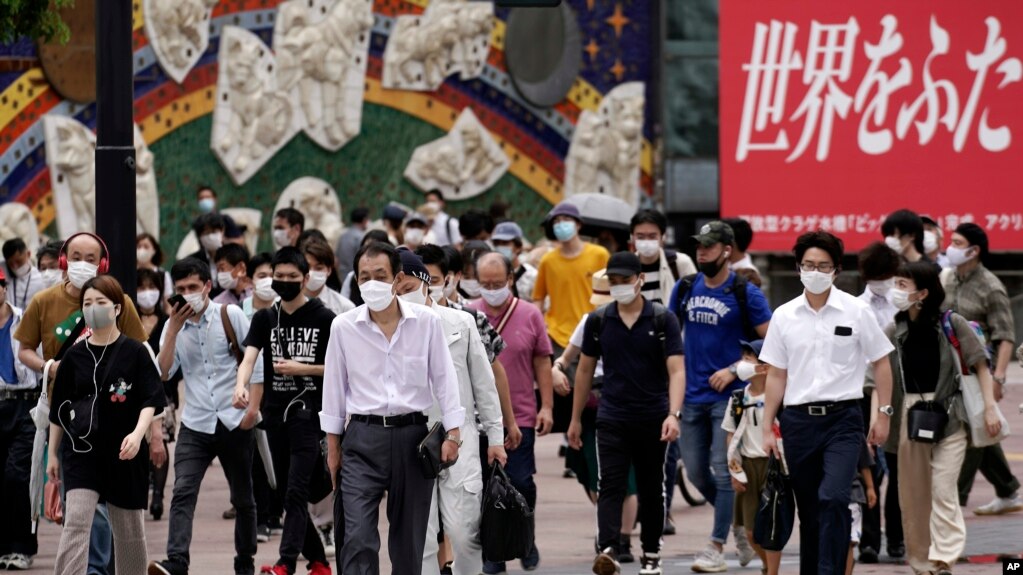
[320, 241, 464, 575]
[392, 248, 506, 575]
[760, 231, 895, 575]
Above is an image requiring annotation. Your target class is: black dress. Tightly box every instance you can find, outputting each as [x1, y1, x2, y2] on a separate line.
[49, 335, 165, 509]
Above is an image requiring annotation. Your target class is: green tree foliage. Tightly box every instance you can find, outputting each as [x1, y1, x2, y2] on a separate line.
[0, 0, 75, 45]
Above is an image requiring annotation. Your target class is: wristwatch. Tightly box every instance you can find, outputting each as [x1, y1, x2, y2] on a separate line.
[669, 410, 682, 420]
[728, 364, 738, 376]
[444, 433, 463, 447]
[878, 405, 894, 416]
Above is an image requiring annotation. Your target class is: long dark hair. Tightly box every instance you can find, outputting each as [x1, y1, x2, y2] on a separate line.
[894, 260, 945, 322]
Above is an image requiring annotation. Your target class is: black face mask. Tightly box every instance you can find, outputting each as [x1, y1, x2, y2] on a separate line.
[272, 280, 303, 302]
[698, 253, 727, 277]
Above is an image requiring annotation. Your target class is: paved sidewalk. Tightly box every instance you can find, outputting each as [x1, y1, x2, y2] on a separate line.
[31, 371, 1023, 574]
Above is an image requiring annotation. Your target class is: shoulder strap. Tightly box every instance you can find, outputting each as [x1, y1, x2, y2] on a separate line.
[940, 310, 970, 376]
[494, 298, 520, 335]
[673, 274, 697, 325]
[587, 304, 609, 348]
[54, 315, 88, 361]
[651, 301, 669, 363]
[220, 304, 244, 366]
[663, 249, 681, 282]
[731, 274, 755, 341]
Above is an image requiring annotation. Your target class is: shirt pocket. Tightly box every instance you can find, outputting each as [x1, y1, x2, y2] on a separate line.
[830, 329, 860, 365]
[404, 355, 428, 389]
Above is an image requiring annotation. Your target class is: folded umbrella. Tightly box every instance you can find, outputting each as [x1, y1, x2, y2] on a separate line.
[254, 413, 276, 490]
[28, 390, 50, 533]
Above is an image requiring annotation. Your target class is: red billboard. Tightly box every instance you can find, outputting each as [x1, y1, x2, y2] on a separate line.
[719, 1, 1023, 251]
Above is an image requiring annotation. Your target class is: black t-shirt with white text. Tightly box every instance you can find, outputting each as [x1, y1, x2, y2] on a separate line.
[244, 298, 335, 421]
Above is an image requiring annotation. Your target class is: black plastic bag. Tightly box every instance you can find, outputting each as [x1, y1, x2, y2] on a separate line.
[753, 453, 795, 552]
[480, 462, 535, 562]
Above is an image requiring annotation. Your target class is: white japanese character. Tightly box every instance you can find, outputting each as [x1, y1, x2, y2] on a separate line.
[896, 17, 960, 146]
[736, 21, 804, 162]
[787, 17, 860, 162]
[958, 17, 1022, 152]
[853, 15, 912, 155]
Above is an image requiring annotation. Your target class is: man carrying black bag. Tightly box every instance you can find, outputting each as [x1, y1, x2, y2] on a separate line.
[567, 252, 685, 575]
[233, 248, 336, 575]
[480, 462, 534, 563]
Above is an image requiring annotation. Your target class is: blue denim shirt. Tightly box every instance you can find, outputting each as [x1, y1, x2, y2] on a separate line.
[160, 302, 263, 434]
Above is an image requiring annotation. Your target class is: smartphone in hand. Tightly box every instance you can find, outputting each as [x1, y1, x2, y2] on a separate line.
[168, 294, 187, 311]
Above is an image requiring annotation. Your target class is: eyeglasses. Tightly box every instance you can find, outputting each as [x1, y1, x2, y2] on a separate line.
[798, 262, 835, 273]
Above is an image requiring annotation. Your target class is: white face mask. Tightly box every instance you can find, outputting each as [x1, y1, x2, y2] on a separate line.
[610, 282, 640, 305]
[890, 289, 917, 311]
[945, 245, 975, 267]
[137, 289, 160, 310]
[67, 261, 98, 289]
[217, 271, 238, 291]
[923, 230, 939, 254]
[399, 285, 428, 306]
[254, 277, 276, 301]
[200, 232, 223, 252]
[404, 228, 425, 246]
[136, 248, 154, 265]
[273, 229, 291, 248]
[12, 261, 31, 278]
[360, 280, 395, 312]
[306, 270, 328, 292]
[884, 235, 905, 254]
[40, 268, 63, 287]
[429, 285, 446, 303]
[460, 279, 481, 298]
[481, 286, 511, 307]
[736, 361, 759, 382]
[495, 246, 515, 261]
[800, 270, 834, 295]
[866, 278, 894, 297]
[183, 291, 206, 314]
[635, 239, 660, 259]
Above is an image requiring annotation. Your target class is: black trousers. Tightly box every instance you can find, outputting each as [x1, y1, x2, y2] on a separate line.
[857, 397, 903, 553]
[780, 407, 862, 575]
[268, 414, 328, 571]
[340, 420, 432, 575]
[595, 418, 667, 555]
[0, 397, 37, 556]
[958, 444, 1022, 504]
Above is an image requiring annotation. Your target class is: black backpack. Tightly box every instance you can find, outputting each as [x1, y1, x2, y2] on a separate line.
[586, 301, 671, 363]
[673, 273, 758, 342]
[663, 249, 682, 283]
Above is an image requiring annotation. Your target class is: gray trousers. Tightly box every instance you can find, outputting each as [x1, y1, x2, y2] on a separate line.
[340, 420, 432, 575]
[52, 489, 146, 575]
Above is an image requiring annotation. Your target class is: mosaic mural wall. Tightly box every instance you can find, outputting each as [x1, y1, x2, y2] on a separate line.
[0, 0, 655, 254]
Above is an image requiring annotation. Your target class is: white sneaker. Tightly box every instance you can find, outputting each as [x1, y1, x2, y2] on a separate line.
[5, 554, 34, 570]
[974, 494, 1023, 516]
[318, 525, 336, 558]
[733, 527, 755, 567]
[691, 543, 727, 573]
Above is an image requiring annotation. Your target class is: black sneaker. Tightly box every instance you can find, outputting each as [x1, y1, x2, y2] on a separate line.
[639, 554, 662, 575]
[592, 548, 621, 575]
[887, 543, 905, 559]
[662, 515, 676, 536]
[223, 506, 237, 520]
[618, 534, 634, 564]
[256, 524, 271, 543]
[148, 559, 187, 575]
[858, 547, 878, 563]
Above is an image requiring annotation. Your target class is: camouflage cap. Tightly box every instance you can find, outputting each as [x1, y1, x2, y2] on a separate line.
[692, 221, 735, 247]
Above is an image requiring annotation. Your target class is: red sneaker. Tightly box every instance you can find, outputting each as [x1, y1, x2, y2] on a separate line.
[259, 565, 290, 575]
[308, 561, 332, 575]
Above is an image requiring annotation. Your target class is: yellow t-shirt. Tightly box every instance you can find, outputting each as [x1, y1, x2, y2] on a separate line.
[532, 243, 609, 348]
[14, 281, 148, 362]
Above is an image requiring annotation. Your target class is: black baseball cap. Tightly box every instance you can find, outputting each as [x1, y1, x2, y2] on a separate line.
[606, 252, 641, 277]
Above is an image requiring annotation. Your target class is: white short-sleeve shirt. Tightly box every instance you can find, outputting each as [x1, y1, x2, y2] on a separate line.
[759, 287, 894, 406]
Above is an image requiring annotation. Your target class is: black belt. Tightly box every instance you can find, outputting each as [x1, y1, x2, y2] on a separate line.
[0, 389, 41, 401]
[350, 413, 427, 427]
[786, 399, 858, 416]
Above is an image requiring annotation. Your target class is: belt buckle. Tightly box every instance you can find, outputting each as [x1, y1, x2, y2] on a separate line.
[382, 415, 396, 428]
[808, 405, 827, 416]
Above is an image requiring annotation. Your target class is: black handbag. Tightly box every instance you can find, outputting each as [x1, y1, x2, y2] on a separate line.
[480, 462, 535, 562]
[753, 453, 795, 552]
[417, 422, 455, 479]
[907, 400, 949, 443]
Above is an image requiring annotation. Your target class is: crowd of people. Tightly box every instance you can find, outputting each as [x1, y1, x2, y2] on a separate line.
[0, 188, 1020, 575]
